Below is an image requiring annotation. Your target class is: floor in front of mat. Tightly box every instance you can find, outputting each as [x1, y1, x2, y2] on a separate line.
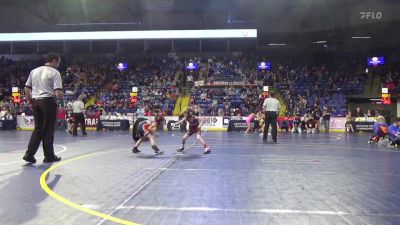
[1, 131, 400, 225]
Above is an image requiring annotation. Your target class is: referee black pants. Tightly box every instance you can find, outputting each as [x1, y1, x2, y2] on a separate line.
[72, 113, 86, 135]
[263, 111, 278, 142]
[26, 98, 57, 158]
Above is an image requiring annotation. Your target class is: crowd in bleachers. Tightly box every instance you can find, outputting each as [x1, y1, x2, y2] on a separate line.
[200, 56, 257, 85]
[186, 56, 261, 116]
[0, 56, 40, 117]
[1, 54, 398, 121]
[61, 56, 180, 116]
[381, 69, 400, 95]
[274, 61, 367, 117]
[188, 57, 369, 117]
[0, 56, 180, 119]
[190, 85, 262, 116]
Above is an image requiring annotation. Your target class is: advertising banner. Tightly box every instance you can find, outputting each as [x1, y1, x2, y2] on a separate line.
[85, 115, 99, 127]
[328, 117, 347, 131]
[17, 115, 34, 130]
[98, 120, 130, 131]
[16, 115, 356, 132]
[163, 116, 225, 131]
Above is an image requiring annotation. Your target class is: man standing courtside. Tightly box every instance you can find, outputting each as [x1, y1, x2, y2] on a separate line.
[23, 52, 64, 163]
[263, 91, 280, 143]
[72, 95, 87, 136]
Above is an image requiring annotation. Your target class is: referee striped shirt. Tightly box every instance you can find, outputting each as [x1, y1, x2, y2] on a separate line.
[25, 66, 63, 99]
[263, 97, 280, 113]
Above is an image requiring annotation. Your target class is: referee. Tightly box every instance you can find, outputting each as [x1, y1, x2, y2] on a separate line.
[23, 52, 64, 163]
[262, 91, 280, 143]
[72, 95, 87, 136]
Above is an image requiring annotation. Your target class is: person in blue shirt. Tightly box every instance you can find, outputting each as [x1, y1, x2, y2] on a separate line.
[388, 118, 400, 146]
[368, 116, 388, 144]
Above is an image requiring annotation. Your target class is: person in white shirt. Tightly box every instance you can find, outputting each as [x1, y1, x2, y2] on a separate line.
[136, 104, 145, 118]
[187, 74, 194, 87]
[72, 95, 87, 136]
[4, 109, 13, 120]
[262, 91, 280, 142]
[0, 109, 6, 119]
[23, 52, 64, 163]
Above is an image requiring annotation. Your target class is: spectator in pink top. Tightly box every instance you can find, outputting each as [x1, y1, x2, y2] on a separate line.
[245, 113, 255, 134]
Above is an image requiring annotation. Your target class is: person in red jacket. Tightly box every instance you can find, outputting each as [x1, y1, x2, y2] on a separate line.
[175, 108, 211, 154]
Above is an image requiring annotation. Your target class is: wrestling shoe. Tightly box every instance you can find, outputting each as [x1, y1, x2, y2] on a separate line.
[23, 154, 36, 164]
[203, 148, 211, 154]
[132, 147, 141, 153]
[155, 149, 164, 155]
[43, 156, 61, 163]
[388, 143, 398, 148]
[176, 147, 185, 153]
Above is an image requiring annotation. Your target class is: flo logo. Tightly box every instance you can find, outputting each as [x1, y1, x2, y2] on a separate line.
[360, 12, 382, 20]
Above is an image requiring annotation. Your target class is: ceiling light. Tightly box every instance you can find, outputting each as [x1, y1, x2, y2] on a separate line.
[351, 36, 372, 39]
[268, 43, 286, 46]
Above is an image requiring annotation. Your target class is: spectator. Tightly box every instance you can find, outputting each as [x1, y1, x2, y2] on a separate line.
[305, 112, 317, 134]
[0, 108, 13, 120]
[256, 112, 265, 133]
[322, 106, 331, 133]
[55, 106, 67, 130]
[136, 104, 145, 118]
[355, 107, 363, 117]
[366, 110, 374, 117]
[312, 106, 321, 132]
[291, 113, 302, 133]
[388, 118, 400, 146]
[345, 112, 356, 133]
[368, 116, 388, 144]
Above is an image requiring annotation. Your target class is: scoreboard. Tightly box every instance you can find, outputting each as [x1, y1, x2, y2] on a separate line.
[130, 87, 138, 104]
[11, 87, 21, 103]
[262, 86, 269, 98]
[381, 88, 391, 105]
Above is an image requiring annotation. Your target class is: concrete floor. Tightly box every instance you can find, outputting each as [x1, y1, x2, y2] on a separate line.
[1, 130, 400, 225]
